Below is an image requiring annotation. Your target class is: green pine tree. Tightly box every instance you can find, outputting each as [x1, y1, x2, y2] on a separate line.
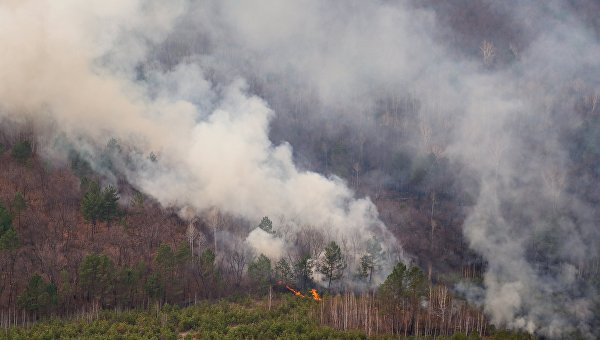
[79, 253, 114, 303]
[318, 241, 347, 290]
[257, 216, 275, 234]
[248, 254, 272, 292]
[17, 274, 57, 315]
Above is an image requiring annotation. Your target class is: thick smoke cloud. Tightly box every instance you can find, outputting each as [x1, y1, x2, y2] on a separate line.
[0, 0, 399, 283]
[1, 0, 599, 337]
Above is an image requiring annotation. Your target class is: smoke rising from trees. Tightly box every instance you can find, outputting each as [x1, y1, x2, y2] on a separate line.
[1, 0, 599, 336]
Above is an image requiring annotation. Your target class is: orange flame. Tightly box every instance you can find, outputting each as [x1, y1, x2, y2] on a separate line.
[284, 284, 322, 301]
[310, 289, 322, 301]
[286, 285, 306, 298]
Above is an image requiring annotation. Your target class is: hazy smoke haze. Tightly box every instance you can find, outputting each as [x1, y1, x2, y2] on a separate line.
[1, 0, 599, 336]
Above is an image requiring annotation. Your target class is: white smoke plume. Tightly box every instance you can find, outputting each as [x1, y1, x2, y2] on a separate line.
[1, 0, 599, 337]
[245, 228, 285, 260]
[0, 0, 399, 282]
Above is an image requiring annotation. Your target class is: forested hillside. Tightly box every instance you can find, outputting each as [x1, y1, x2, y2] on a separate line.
[0, 134, 490, 338]
[1, 0, 600, 338]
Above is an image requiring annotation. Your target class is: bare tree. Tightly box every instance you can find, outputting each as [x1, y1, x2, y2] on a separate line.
[509, 42, 519, 59]
[225, 240, 251, 288]
[186, 220, 198, 259]
[205, 207, 222, 254]
[480, 40, 495, 66]
[542, 167, 566, 212]
[586, 91, 600, 114]
[419, 122, 432, 151]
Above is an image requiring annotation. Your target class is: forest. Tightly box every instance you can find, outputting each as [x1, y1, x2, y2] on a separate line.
[1, 0, 600, 339]
[0, 144, 499, 338]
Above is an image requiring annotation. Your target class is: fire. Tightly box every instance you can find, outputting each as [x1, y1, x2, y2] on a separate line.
[284, 284, 322, 301]
[285, 285, 306, 298]
[310, 289, 322, 301]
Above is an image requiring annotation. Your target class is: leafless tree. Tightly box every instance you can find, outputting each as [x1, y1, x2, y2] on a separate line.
[186, 220, 198, 258]
[225, 241, 251, 288]
[480, 40, 495, 66]
[204, 207, 222, 254]
[543, 167, 566, 212]
[293, 226, 326, 260]
[419, 122, 432, 151]
[509, 42, 519, 59]
[586, 91, 600, 114]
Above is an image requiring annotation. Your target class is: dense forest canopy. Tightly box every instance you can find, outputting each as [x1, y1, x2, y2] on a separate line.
[0, 0, 599, 338]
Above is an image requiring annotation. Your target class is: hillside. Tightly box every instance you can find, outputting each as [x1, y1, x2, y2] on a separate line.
[1, 0, 600, 338]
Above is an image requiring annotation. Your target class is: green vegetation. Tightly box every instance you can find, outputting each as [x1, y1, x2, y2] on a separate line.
[0, 203, 19, 250]
[318, 241, 346, 289]
[257, 216, 275, 234]
[79, 253, 115, 303]
[17, 274, 57, 315]
[11, 140, 32, 164]
[0, 296, 538, 339]
[1, 298, 367, 340]
[248, 254, 272, 292]
[0, 141, 548, 338]
[358, 237, 384, 284]
[294, 255, 313, 290]
[80, 178, 120, 235]
[274, 258, 294, 283]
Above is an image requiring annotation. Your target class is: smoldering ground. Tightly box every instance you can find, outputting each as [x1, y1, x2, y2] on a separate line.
[1, 0, 599, 337]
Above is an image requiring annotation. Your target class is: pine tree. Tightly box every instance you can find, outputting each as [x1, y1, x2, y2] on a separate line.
[257, 216, 275, 234]
[0, 203, 13, 234]
[11, 140, 32, 164]
[275, 258, 294, 283]
[248, 254, 272, 293]
[81, 180, 102, 236]
[144, 273, 163, 301]
[294, 255, 314, 289]
[79, 253, 114, 303]
[0, 228, 19, 250]
[0, 204, 19, 250]
[319, 241, 347, 290]
[17, 274, 57, 315]
[100, 185, 119, 228]
[358, 237, 383, 284]
[81, 180, 120, 235]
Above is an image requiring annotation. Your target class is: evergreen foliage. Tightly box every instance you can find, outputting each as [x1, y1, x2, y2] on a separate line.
[0, 204, 19, 250]
[17, 274, 57, 314]
[0, 227, 20, 250]
[80, 179, 120, 235]
[379, 262, 427, 306]
[0, 203, 12, 232]
[144, 273, 164, 300]
[11, 140, 32, 164]
[257, 216, 275, 234]
[275, 258, 294, 283]
[3, 299, 368, 339]
[358, 237, 383, 284]
[294, 255, 314, 289]
[248, 254, 272, 290]
[318, 241, 346, 289]
[79, 253, 115, 302]
[100, 185, 119, 226]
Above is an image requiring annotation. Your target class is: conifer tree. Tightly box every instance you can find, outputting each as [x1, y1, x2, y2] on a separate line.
[319, 241, 347, 290]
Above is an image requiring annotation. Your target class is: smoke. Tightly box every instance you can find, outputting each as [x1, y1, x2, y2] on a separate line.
[1, 0, 600, 336]
[0, 0, 399, 283]
[245, 228, 285, 260]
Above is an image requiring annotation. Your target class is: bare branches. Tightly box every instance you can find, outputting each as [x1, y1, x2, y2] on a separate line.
[542, 167, 566, 212]
[480, 40, 495, 67]
[586, 92, 600, 114]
